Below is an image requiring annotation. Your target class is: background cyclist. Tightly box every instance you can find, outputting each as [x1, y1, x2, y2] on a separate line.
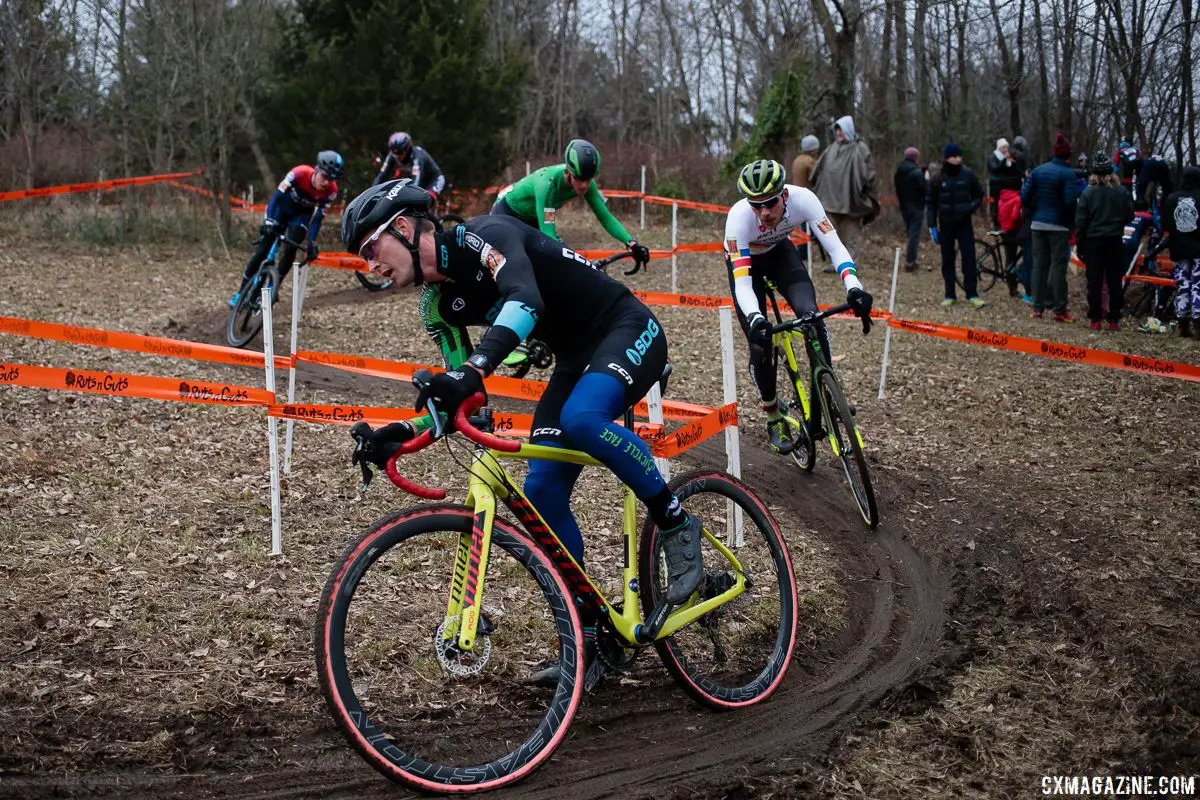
[372, 131, 446, 198]
[724, 159, 873, 454]
[230, 149, 343, 307]
[491, 138, 650, 269]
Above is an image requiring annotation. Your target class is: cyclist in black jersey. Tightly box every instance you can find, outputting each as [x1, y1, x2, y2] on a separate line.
[373, 132, 446, 196]
[340, 179, 705, 688]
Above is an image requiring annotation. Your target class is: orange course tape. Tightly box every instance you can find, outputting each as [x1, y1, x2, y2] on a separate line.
[0, 315, 293, 370]
[293, 350, 711, 420]
[888, 318, 1200, 383]
[267, 402, 665, 442]
[0, 170, 203, 202]
[0, 361, 273, 405]
[650, 402, 738, 458]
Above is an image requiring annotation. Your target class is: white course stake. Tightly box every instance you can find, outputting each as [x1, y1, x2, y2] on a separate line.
[670, 201, 678, 295]
[525, 160, 531, 177]
[283, 263, 310, 473]
[877, 247, 902, 400]
[719, 306, 744, 547]
[261, 287, 283, 556]
[639, 165, 646, 230]
[645, 382, 670, 481]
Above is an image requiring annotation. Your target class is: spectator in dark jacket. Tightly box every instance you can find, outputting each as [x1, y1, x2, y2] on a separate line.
[1076, 152, 1135, 330]
[928, 143, 985, 307]
[894, 147, 927, 271]
[1162, 166, 1200, 338]
[987, 138, 1023, 225]
[1021, 132, 1080, 321]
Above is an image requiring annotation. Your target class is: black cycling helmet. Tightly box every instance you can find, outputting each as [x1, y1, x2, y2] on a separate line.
[316, 150, 345, 180]
[564, 139, 600, 181]
[737, 159, 786, 200]
[388, 131, 413, 159]
[341, 179, 439, 285]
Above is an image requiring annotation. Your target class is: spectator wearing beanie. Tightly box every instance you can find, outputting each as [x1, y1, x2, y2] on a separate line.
[1021, 132, 1080, 321]
[1161, 166, 1200, 338]
[894, 146, 927, 271]
[927, 142, 986, 307]
[1075, 151, 1135, 330]
[792, 135, 820, 189]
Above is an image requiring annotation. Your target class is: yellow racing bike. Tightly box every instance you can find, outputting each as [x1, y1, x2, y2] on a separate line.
[315, 371, 798, 792]
[768, 290, 879, 528]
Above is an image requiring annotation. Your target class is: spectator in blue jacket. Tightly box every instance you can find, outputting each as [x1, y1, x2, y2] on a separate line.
[927, 143, 985, 307]
[1021, 133, 1079, 321]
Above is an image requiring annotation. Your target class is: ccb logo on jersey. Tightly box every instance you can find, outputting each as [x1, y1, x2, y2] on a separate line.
[624, 318, 660, 367]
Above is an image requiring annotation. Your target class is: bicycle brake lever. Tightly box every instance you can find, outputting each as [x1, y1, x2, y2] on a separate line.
[358, 459, 374, 492]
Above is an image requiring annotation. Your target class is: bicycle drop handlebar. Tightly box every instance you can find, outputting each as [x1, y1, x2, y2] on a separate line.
[592, 250, 645, 276]
[770, 302, 872, 336]
[381, 371, 521, 497]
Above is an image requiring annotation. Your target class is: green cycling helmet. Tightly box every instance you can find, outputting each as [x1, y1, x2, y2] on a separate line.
[564, 139, 601, 181]
[737, 159, 786, 201]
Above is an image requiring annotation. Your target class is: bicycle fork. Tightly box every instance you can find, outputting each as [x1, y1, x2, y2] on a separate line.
[441, 468, 499, 652]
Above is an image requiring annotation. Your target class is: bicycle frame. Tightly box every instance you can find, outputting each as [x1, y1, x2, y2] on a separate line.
[768, 293, 865, 459]
[436, 440, 747, 654]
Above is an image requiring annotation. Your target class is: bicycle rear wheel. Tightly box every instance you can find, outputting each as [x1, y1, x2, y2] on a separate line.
[316, 505, 585, 792]
[638, 470, 797, 711]
[817, 371, 879, 528]
[226, 266, 279, 348]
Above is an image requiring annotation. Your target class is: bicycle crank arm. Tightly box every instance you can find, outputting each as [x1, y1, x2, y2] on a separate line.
[634, 599, 673, 644]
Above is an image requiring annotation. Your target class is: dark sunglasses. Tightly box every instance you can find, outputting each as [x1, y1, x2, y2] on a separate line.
[749, 194, 782, 210]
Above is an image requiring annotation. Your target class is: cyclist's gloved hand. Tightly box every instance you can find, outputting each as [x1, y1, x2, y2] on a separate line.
[260, 219, 279, 238]
[306, 242, 320, 261]
[350, 421, 415, 470]
[629, 240, 651, 266]
[847, 288, 874, 334]
[415, 367, 486, 423]
[747, 312, 773, 349]
[929, 227, 940, 244]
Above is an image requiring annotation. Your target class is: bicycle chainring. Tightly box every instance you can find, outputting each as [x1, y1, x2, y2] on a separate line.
[434, 619, 493, 677]
[594, 624, 641, 672]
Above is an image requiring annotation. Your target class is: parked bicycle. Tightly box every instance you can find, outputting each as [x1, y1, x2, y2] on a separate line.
[316, 370, 798, 792]
[957, 230, 1022, 295]
[226, 228, 312, 348]
[767, 289, 878, 528]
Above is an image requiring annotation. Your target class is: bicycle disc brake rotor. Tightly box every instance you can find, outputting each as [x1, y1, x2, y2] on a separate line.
[434, 619, 493, 677]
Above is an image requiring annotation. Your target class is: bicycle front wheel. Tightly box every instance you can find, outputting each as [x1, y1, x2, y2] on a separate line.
[779, 351, 816, 472]
[638, 470, 797, 711]
[957, 241, 999, 293]
[226, 266, 278, 348]
[817, 371, 879, 528]
[316, 505, 585, 792]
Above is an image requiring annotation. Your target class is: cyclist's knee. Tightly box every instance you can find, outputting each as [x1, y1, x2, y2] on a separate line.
[560, 373, 626, 442]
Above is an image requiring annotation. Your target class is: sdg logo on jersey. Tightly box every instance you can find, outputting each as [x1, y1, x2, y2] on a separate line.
[624, 318, 660, 367]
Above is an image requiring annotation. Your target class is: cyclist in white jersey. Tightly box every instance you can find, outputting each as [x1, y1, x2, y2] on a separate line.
[724, 159, 873, 454]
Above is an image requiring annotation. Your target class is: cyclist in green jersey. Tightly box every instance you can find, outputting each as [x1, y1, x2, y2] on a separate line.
[492, 139, 651, 269]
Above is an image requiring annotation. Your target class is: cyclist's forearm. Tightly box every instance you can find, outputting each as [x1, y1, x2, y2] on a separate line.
[586, 185, 632, 243]
[265, 190, 286, 221]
